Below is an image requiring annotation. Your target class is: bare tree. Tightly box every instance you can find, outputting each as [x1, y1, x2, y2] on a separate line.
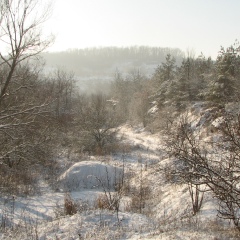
[0, 0, 54, 194]
[0, 0, 53, 104]
[94, 158, 125, 223]
[48, 69, 75, 126]
[75, 93, 120, 154]
[167, 112, 240, 229]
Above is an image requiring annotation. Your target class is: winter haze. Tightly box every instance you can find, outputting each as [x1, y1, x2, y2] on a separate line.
[46, 0, 239, 59]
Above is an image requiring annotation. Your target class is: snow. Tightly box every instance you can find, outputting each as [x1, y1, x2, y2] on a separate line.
[58, 161, 124, 191]
[0, 116, 239, 239]
[212, 116, 224, 128]
[148, 102, 158, 115]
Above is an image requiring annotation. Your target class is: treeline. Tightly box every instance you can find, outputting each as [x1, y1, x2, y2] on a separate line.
[110, 43, 240, 130]
[152, 45, 240, 105]
[42, 46, 184, 76]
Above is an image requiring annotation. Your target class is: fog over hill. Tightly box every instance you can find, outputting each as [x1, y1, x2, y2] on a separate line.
[41, 46, 184, 93]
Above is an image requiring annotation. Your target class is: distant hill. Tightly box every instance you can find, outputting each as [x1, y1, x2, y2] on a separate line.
[41, 46, 184, 93]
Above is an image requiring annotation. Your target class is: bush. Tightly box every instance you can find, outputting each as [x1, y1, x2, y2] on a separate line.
[0, 165, 37, 195]
[64, 193, 77, 216]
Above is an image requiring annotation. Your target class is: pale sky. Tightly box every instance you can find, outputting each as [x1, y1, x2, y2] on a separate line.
[45, 0, 240, 59]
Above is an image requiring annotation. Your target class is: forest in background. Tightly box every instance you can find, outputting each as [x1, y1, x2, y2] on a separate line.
[41, 46, 186, 94]
[41, 46, 184, 77]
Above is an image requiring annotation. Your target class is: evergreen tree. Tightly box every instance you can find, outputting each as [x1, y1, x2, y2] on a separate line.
[205, 42, 240, 102]
[152, 54, 177, 106]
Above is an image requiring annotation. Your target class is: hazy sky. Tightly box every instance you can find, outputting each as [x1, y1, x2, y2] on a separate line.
[46, 0, 240, 59]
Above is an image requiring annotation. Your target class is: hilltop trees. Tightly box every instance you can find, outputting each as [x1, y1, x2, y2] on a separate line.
[42, 46, 184, 76]
[149, 52, 215, 111]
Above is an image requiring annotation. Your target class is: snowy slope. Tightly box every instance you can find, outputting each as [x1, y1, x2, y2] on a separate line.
[0, 118, 240, 239]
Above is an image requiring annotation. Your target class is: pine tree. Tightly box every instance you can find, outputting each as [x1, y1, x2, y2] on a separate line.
[152, 54, 177, 106]
[205, 42, 240, 102]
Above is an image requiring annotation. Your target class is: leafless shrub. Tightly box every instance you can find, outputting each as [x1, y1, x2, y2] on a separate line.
[94, 193, 118, 211]
[148, 105, 178, 133]
[128, 185, 151, 214]
[167, 111, 240, 229]
[73, 94, 121, 156]
[93, 159, 126, 224]
[0, 166, 37, 195]
[64, 193, 77, 216]
[188, 182, 205, 215]
[75, 200, 92, 214]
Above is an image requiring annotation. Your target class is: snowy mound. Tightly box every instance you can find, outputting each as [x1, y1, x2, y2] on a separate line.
[58, 161, 123, 191]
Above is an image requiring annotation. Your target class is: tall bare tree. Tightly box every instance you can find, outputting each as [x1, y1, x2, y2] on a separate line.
[0, 0, 53, 104]
[0, 0, 54, 194]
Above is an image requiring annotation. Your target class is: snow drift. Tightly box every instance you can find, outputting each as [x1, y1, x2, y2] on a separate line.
[58, 161, 124, 191]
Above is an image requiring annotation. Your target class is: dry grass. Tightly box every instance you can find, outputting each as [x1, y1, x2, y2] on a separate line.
[0, 166, 37, 195]
[64, 193, 77, 215]
[94, 193, 118, 211]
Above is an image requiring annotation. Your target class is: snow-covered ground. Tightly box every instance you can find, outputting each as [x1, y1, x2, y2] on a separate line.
[0, 120, 239, 239]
